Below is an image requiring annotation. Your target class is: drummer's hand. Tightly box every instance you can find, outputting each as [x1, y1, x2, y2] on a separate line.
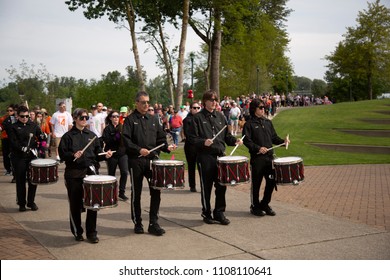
[259, 147, 268, 154]
[204, 139, 213, 147]
[235, 139, 243, 146]
[74, 150, 83, 159]
[168, 144, 177, 151]
[139, 148, 150, 157]
[285, 137, 291, 145]
[105, 150, 113, 159]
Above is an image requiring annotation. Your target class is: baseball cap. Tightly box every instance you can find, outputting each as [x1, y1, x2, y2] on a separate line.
[91, 105, 97, 110]
[120, 106, 128, 113]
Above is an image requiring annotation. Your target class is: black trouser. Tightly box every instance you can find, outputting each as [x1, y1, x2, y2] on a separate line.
[1, 138, 11, 172]
[250, 156, 276, 209]
[107, 154, 128, 195]
[65, 177, 97, 238]
[184, 144, 197, 189]
[11, 155, 37, 206]
[128, 157, 161, 225]
[197, 153, 227, 218]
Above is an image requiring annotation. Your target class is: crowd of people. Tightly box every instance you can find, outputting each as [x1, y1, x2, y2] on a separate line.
[0, 90, 293, 244]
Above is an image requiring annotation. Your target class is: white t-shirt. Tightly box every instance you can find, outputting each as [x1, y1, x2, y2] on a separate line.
[88, 114, 104, 137]
[50, 111, 73, 137]
[229, 107, 241, 120]
[178, 110, 188, 120]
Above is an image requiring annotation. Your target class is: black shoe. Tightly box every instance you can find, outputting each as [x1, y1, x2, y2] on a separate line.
[134, 223, 144, 234]
[11, 178, 16, 183]
[75, 234, 84, 241]
[87, 235, 99, 243]
[119, 193, 129, 201]
[261, 205, 276, 216]
[214, 213, 230, 225]
[190, 187, 197, 192]
[202, 215, 216, 224]
[250, 207, 266, 217]
[19, 205, 27, 212]
[27, 203, 38, 211]
[148, 223, 165, 236]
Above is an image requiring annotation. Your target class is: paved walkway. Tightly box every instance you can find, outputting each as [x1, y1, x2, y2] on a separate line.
[0, 158, 389, 260]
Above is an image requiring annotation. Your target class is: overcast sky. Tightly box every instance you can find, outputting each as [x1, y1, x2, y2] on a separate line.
[1, 0, 388, 86]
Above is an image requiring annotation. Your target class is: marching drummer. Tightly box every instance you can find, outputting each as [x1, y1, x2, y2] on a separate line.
[8, 105, 45, 212]
[242, 99, 290, 217]
[189, 90, 243, 225]
[122, 91, 176, 236]
[59, 108, 113, 243]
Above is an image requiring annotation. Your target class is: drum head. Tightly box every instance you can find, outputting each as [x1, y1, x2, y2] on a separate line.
[152, 160, 184, 166]
[218, 156, 248, 163]
[30, 158, 58, 167]
[273, 156, 302, 164]
[83, 175, 117, 183]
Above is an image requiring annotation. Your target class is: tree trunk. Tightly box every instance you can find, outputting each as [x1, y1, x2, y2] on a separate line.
[125, 1, 145, 91]
[367, 59, 373, 100]
[157, 18, 175, 107]
[175, 0, 190, 110]
[209, 10, 222, 99]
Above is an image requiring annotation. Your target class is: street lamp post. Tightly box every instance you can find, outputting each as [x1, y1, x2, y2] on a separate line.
[190, 52, 195, 95]
[256, 66, 259, 95]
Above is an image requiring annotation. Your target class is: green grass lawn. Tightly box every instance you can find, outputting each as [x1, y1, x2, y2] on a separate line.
[161, 99, 390, 166]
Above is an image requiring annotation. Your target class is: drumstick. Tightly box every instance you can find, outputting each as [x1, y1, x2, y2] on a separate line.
[27, 133, 33, 148]
[73, 136, 97, 161]
[98, 151, 116, 156]
[138, 143, 165, 157]
[266, 143, 286, 151]
[230, 135, 245, 156]
[211, 125, 227, 141]
[285, 134, 289, 150]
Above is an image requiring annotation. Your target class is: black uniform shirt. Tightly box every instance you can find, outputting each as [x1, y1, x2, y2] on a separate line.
[122, 109, 169, 159]
[242, 116, 284, 158]
[190, 108, 237, 156]
[102, 123, 126, 157]
[59, 126, 103, 178]
[9, 119, 43, 158]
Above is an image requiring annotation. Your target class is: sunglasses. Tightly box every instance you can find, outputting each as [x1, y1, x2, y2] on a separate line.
[78, 116, 89, 121]
[148, 109, 154, 111]
[192, 107, 201, 109]
[111, 115, 120, 118]
[208, 98, 218, 102]
[138, 100, 150, 105]
[258, 106, 265, 110]
[19, 115, 29, 118]
[7, 109, 14, 112]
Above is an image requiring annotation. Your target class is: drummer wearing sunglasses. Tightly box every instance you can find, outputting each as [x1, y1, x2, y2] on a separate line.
[8, 105, 45, 212]
[182, 102, 202, 192]
[59, 108, 113, 244]
[122, 91, 176, 236]
[242, 99, 290, 217]
[189, 90, 243, 225]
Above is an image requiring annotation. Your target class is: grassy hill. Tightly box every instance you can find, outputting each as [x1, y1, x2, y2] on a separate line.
[161, 99, 390, 166]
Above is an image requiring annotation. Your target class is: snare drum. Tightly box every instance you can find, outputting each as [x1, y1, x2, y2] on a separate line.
[151, 160, 185, 190]
[83, 175, 118, 210]
[217, 156, 250, 186]
[29, 159, 59, 185]
[273, 156, 304, 185]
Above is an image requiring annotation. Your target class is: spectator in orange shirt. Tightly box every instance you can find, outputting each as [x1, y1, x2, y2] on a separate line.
[119, 106, 128, 125]
[35, 111, 51, 158]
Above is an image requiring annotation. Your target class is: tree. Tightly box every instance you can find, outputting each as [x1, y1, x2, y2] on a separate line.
[311, 79, 327, 97]
[65, 0, 145, 90]
[189, 0, 292, 98]
[325, 0, 390, 101]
